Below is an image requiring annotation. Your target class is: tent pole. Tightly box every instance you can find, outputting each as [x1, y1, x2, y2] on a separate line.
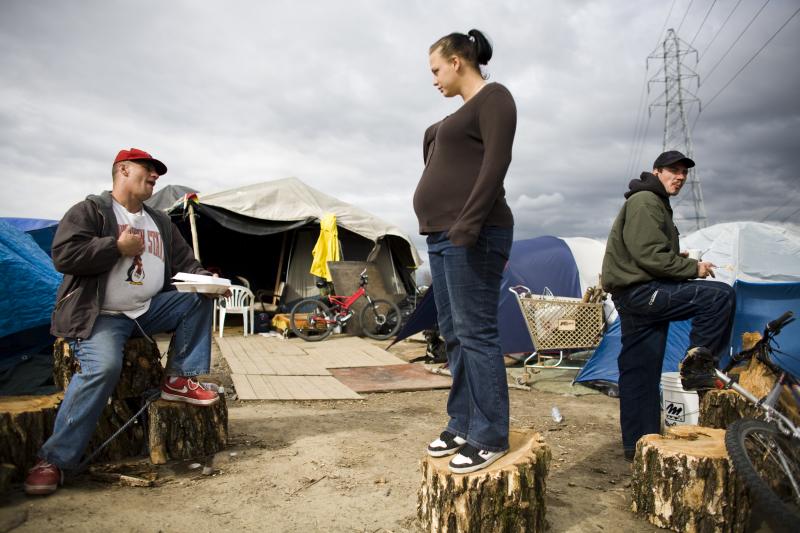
[273, 232, 287, 304]
[188, 203, 201, 262]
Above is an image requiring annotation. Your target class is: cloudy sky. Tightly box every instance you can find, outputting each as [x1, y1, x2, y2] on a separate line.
[2, 0, 798, 264]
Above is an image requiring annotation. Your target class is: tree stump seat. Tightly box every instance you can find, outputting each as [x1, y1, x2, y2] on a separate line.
[417, 429, 551, 533]
[631, 425, 750, 533]
[0, 393, 62, 483]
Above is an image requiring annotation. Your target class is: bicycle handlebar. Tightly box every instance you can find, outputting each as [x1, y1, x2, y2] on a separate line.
[767, 310, 795, 335]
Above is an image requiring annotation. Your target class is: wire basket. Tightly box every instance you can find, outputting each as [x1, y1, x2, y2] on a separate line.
[511, 287, 604, 351]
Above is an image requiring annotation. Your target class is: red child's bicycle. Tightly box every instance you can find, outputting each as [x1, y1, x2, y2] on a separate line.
[288, 269, 402, 342]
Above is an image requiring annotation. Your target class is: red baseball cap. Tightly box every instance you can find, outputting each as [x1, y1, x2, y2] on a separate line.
[113, 148, 168, 175]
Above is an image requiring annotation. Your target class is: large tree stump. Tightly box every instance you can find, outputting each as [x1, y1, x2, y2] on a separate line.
[53, 337, 164, 399]
[0, 463, 15, 494]
[698, 390, 760, 430]
[52, 337, 165, 461]
[417, 429, 551, 533]
[147, 395, 228, 464]
[631, 425, 750, 533]
[0, 393, 62, 481]
[699, 355, 800, 429]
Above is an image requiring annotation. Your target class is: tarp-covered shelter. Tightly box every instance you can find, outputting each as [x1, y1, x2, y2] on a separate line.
[168, 177, 422, 306]
[145, 184, 198, 212]
[1, 217, 59, 255]
[575, 222, 800, 386]
[0, 219, 62, 394]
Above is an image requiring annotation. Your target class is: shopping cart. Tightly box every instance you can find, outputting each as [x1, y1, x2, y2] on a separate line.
[509, 286, 605, 384]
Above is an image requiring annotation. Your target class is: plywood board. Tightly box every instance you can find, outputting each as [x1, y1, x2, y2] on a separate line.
[330, 365, 452, 393]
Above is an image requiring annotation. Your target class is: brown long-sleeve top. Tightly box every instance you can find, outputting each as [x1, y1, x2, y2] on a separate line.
[413, 82, 516, 247]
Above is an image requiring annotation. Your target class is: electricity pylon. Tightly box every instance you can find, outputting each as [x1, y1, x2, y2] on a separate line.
[648, 28, 708, 231]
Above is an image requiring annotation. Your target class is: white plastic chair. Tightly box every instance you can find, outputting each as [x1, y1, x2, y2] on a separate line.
[218, 285, 255, 338]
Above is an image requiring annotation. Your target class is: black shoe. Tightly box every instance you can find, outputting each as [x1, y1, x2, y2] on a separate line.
[680, 347, 718, 391]
[623, 449, 635, 462]
[448, 444, 507, 474]
[427, 431, 466, 457]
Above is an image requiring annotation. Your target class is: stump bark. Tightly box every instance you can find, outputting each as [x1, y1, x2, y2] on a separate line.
[0, 393, 62, 481]
[54, 337, 164, 399]
[417, 429, 551, 533]
[147, 396, 228, 464]
[0, 463, 15, 494]
[53, 337, 165, 461]
[699, 355, 800, 429]
[631, 425, 750, 533]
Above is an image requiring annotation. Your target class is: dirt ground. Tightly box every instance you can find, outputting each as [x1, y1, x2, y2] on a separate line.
[0, 334, 768, 532]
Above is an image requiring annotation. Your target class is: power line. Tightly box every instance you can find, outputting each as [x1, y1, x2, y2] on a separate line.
[626, 0, 677, 178]
[690, 0, 718, 45]
[780, 205, 800, 223]
[653, 0, 679, 52]
[760, 192, 800, 222]
[703, 4, 800, 111]
[676, 0, 695, 35]
[702, 0, 770, 85]
[699, 0, 744, 59]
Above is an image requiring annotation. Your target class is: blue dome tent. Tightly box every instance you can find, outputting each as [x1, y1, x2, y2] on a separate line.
[575, 222, 800, 387]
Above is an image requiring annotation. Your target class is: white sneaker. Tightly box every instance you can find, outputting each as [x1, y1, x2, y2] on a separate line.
[448, 444, 507, 474]
[427, 431, 467, 457]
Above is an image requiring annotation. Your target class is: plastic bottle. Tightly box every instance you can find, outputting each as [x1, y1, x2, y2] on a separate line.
[551, 406, 564, 423]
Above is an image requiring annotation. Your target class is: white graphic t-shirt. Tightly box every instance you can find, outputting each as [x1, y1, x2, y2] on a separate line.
[101, 200, 166, 318]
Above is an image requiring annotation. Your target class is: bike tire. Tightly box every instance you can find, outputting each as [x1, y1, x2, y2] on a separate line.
[359, 299, 402, 341]
[725, 418, 800, 523]
[289, 298, 334, 342]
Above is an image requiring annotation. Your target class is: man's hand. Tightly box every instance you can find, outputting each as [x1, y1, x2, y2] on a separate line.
[697, 261, 716, 279]
[203, 273, 231, 299]
[117, 227, 145, 257]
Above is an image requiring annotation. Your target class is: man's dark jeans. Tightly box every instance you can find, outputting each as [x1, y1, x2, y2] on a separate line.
[613, 279, 736, 451]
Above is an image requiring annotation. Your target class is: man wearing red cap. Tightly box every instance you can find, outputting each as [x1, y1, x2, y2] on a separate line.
[24, 148, 220, 496]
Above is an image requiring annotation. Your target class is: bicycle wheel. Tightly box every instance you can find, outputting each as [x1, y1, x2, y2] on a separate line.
[289, 298, 334, 342]
[359, 299, 402, 340]
[725, 418, 800, 522]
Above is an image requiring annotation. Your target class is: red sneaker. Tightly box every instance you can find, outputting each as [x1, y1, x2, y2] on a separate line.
[161, 377, 220, 406]
[24, 459, 63, 496]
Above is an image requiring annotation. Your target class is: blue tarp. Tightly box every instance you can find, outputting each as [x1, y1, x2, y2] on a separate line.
[392, 236, 582, 355]
[0, 219, 62, 360]
[0, 217, 59, 255]
[575, 280, 800, 385]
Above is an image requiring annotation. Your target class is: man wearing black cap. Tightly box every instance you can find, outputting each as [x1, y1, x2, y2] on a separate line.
[601, 151, 736, 462]
[24, 148, 221, 496]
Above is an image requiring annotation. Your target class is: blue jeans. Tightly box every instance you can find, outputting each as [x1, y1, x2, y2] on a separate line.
[427, 226, 513, 452]
[614, 279, 736, 451]
[39, 291, 214, 469]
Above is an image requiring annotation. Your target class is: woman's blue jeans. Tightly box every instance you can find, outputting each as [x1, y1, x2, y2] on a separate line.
[427, 226, 513, 452]
[39, 291, 213, 469]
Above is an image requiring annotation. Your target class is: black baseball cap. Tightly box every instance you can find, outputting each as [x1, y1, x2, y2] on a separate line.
[653, 150, 695, 169]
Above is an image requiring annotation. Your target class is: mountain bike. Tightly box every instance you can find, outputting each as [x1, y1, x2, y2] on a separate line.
[710, 311, 800, 522]
[289, 269, 402, 342]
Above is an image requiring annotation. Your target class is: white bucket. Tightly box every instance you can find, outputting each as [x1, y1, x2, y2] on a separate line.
[661, 372, 700, 428]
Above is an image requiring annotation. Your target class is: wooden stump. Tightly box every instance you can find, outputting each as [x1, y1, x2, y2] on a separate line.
[0, 463, 15, 494]
[52, 337, 165, 461]
[53, 337, 164, 399]
[417, 429, 551, 533]
[147, 395, 228, 464]
[698, 390, 760, 429]
[631, 425, 750, 533]
[0, 393, 62, 481]
[699, 355, 800, 429]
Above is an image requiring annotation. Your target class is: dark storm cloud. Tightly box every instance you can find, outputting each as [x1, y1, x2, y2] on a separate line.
[1, 0, 798, 260]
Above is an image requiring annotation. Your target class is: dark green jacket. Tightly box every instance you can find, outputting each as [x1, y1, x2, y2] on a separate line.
[601, 172, 698, 294]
